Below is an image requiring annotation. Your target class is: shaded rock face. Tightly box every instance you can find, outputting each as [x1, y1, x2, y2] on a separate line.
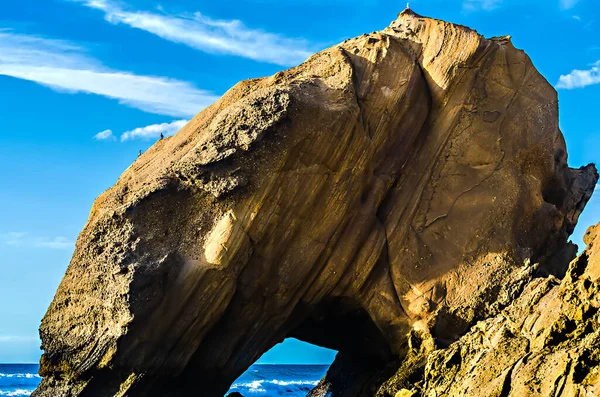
[34, 9, 597, 397]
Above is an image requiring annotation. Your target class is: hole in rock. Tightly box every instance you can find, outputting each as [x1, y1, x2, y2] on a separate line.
[226, 338, 336, 396]
[150, 298, 393, 397]
[221, 298, 394, 397]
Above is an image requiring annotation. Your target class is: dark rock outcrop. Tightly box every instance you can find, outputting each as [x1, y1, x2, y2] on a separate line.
[34, 9, 597, 397]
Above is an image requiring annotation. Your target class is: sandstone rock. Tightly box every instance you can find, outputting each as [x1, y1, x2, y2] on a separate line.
[395, 390, 418, 397]
[33, 9, 597, 397]
[385, 222, 600, 397]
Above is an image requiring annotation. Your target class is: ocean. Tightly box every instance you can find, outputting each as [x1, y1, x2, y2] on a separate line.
[0, 364, 328, 397]
[228, 365, 327, 396]
[0, 364, 39, 396]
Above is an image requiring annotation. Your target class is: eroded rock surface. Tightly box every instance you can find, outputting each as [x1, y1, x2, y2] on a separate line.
[382, 223, 600, 397]
[34, 9, 597, 397]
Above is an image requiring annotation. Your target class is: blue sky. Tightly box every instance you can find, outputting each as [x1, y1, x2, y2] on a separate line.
[0, 0, 599, 364]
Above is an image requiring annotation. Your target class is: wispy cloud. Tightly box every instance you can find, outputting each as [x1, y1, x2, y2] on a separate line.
[463, 0, 503, 11]
[121, 119, 188, 141]
[556, 61, 600, 89]
[35, 236, 74, 249]
[0, 335, 39, 343]
[75, 0, 314, 66]
[94, 129, 115, 140]
[94, 120, 188, 141]
[589, 185, 600, 203]
[0, 232, 27, 246]
[0, 232, 74, 249]
[560, 0, 580, 10]
[0, 29, 218, 117]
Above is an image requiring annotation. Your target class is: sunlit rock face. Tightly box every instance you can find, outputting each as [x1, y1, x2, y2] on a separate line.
[33, 9, 597, 397]
[379, 223, 600, 397]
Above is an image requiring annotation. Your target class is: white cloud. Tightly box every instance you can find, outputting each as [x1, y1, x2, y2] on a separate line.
[463, 0, 503, 11]
[561, 0, 580, 10]
[556, 61, 600, 89]
[573, 15, 581, 21]
[121, 119, 188, 141]
[0, 29, 218, 117]
[0, 232, 74, 249]
[75, 0, 314, 66]
[94, 129, 115, 140]
[0, 336, 38, 343]
[0, 232, 27, 246]
[35, 236, 74, 249]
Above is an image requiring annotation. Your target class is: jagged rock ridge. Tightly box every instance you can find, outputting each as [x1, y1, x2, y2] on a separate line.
[381, 223, 600, 397]
[34, 9, 597, 397]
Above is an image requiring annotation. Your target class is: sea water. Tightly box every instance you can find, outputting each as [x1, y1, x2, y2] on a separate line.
[0, 364, 39, 396]
[228, 365, 328, 396]
[0, 364, 328, 397]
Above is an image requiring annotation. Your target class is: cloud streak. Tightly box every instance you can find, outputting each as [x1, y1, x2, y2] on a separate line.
[0, 29, 218, 117]
[35, 236, 75, 249]
[463, 0, 503, 11]
[560, 0, 580, 10]
[0, 336, 39, 343]
[121, 119, 188, 141]
[0, 232, 27, 246]
[94, 129, 115, 140]
[556, 61, 600, 89]
[76, 0, 314, 66]
[0, 232, 74, 249]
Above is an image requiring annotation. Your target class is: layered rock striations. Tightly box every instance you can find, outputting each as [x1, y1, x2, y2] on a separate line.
[34, 9, 597, 397]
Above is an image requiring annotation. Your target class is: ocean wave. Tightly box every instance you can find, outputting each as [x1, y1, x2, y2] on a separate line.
[230, 379, 319, 393]
[270, 380, 319, 386]
[231, 380, 267, 393]
[0, 389, 33, 396]
[0, 374, 39, 379]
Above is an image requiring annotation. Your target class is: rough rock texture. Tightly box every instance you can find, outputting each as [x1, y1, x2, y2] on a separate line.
[34, 9, 598, 397]
[383, 223, 600, 397]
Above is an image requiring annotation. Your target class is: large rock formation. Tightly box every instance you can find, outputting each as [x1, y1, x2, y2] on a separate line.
[34, 9, 597, 397]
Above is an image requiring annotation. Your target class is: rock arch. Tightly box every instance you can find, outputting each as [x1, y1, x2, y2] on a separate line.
[34, 10, 597, 397]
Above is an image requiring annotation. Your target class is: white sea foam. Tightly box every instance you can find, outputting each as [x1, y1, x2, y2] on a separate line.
[231, 378, 319, 392]
[230, 380, 267, 393]
[0, 389, 34, 396]
[235, 380, 266, 393]
[271, 379, 319, 386]
[0, 374, 40, 379]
